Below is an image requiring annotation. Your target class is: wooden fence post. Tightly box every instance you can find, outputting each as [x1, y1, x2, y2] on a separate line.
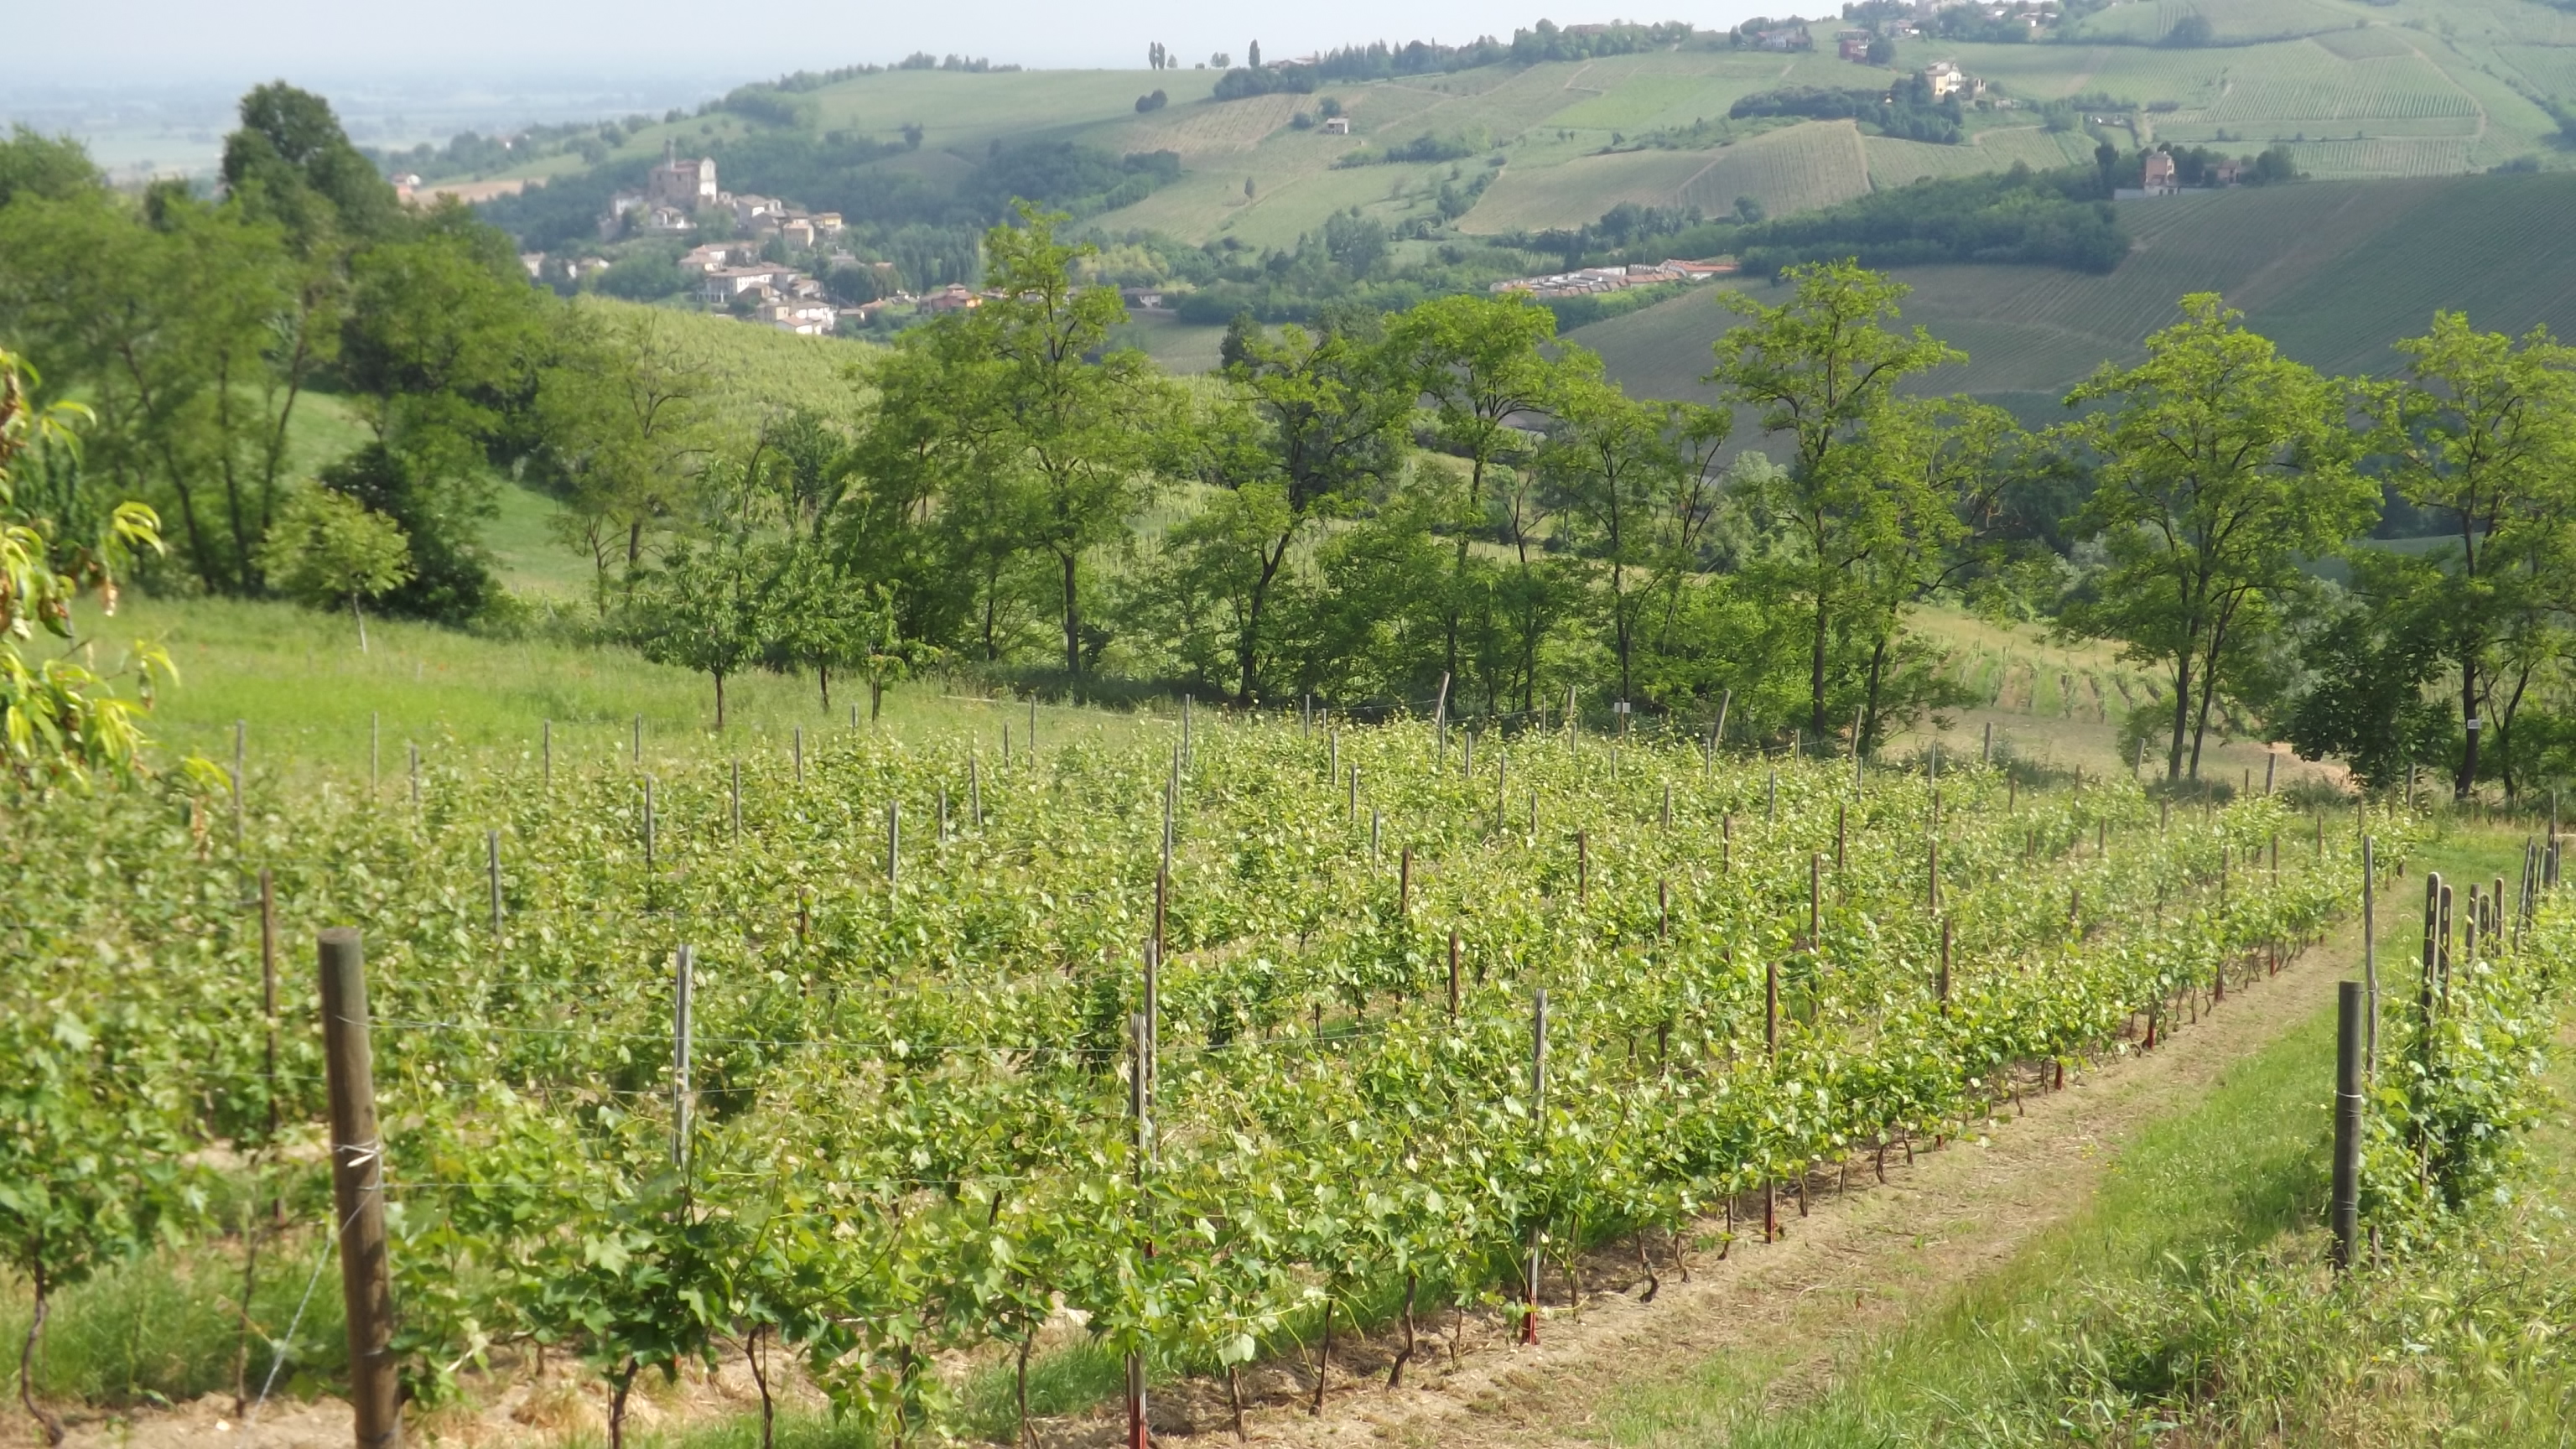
[317, 928, 397, 1449]
[1524, 988, 1547, 1345]
[2330, 980, 2363, 1272]
[2362, 836, 2377, 1085]
[673, 945, 693, 1166]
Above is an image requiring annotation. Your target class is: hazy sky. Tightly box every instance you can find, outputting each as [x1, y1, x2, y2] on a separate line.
[18, 1, 1774, 83]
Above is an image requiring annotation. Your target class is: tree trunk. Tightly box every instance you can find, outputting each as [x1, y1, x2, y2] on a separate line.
[608, 1359, 636, 1449]
[745, 1328, 775, 1449]
[714, 670, 727, 730]
[1388, 1273, 1418, 1388]
[2167, 656, 2192, 783]
[1810, 581, 1831, 739]
[352, 595, 369, 655]
[1016, 1335, 1036, 1449]
[231, 1192, 263, 1415]
[1311, 1287, 1332, 1415]
[818, 662, 831, 711]
[1060, 548, 1083, 682]
[870, 679, 885, 723]
[20, 1265, 61, 1447]
[2457, 652, 2482, 801]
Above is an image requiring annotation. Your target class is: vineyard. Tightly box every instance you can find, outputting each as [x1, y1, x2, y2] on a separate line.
[3, 707, 2383, 1446]
[1566, 174, 2576, 408]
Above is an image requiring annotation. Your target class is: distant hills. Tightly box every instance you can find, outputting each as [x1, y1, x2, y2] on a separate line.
[1570, 172, 2576, 409]
[439, 0, 2576, 378]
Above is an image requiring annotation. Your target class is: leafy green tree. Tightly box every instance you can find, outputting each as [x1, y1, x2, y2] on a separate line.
[1539, 351, 1731, 710]
[255, 485, 414, 652]
[536, 307, 717, 599]
[936, 205, 1175, 683]
[341, 217, 553, 475]
[314, 444, 492, 623]
[2277, 552, 2454, 789]
[2360, 313, 2576, 800]
[1185, 314, 1412, 702]
[0, 125, 104, 210]
[2057, 293, 2371, 781]
[1389, 293, 1561, 709]
[0, 346, 170, 787]
[626, 536, 771, 729]
[0, 184, 318, 594]
[1706, 260, 1961, 739]
[1843, 394, 2027, 749]
[220, 82, 402, 248]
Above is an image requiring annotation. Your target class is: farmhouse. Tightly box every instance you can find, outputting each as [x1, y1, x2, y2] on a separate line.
[1921, 60, 1984, 100]
[1321, 116, 1351, 135]
[2142, 152, 2180, 195]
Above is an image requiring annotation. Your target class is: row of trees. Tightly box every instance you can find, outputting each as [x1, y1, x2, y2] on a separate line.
[6, 90, 2573, 802]
[637, 203, 2576, 803]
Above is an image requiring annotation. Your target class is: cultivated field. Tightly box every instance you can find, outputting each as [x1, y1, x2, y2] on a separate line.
[1571, 173, 2576, 404]
[1461, 122, 1874, 236]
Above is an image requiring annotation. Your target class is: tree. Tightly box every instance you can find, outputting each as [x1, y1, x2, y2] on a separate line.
[1538, 352, 1732, 710]
[256, 486, 414, 652]
[536, 307, 716, 600]
[1844, 394, 2026, 750]
[2277, 553, 2454, 790]
[626, 538, 770, 729]
[1706, 260, 1961, 739]
[936, 205, 1174, 683]
[1390, 293, 1561, 710]
[0, 185, 318, 595]
[1189, 315, 1412, 703]
[2056, 293, 2371, 782]
[220, 82, 401, 249]
[0, 346, 169, 787]
[2360, 313, 2576, 801]
[0, 125, 104, 210]
[315, 444, 492, 624]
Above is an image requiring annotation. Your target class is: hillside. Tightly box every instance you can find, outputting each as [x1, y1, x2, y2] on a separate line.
[455, 0, 2576, 267]
[1568, 170, 2576, 409]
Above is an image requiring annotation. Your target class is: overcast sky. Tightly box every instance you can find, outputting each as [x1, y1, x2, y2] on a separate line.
[18, 0, 1775, 85]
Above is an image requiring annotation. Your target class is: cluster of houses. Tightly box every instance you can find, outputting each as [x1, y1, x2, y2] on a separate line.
[601, 144, 848, 247]
[1489, 257, 1737, 299]
[2126, 150, 2245, 197]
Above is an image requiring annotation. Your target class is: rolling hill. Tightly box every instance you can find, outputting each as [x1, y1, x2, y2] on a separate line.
[460, 0, 2576, 262]
[1566, 170, 2576, 411]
